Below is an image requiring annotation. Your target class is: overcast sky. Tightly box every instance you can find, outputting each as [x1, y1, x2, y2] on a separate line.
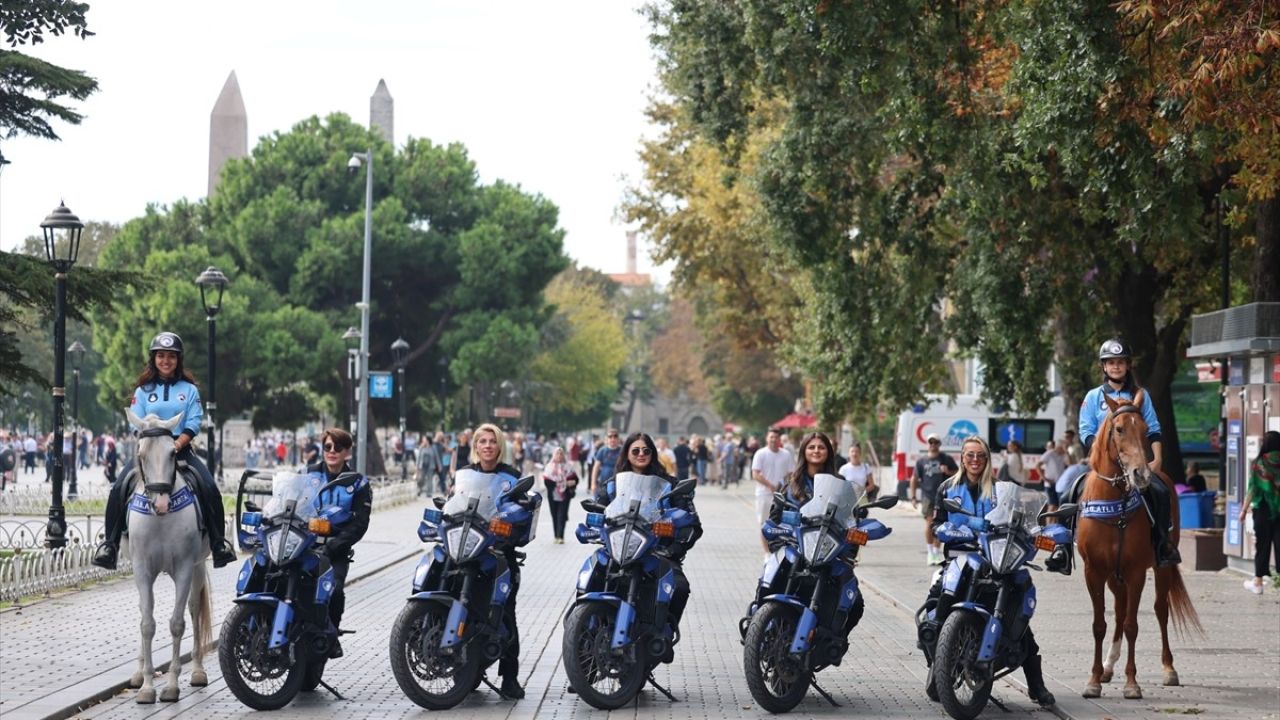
[1, 0, 666, 280]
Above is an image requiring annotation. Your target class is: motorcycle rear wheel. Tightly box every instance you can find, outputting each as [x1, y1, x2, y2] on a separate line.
[934, 612, 992, 720]
[389, 601, 480, 710]
[219, 603, 307, 710]
[563, 603, 646, 710]
[743, 603, 810, 713]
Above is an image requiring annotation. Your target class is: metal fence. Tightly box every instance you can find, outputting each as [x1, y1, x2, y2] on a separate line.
[0, 479, 420, 605]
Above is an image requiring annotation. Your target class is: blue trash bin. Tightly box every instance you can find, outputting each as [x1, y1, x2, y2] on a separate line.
[1178, 490, 1217, 529]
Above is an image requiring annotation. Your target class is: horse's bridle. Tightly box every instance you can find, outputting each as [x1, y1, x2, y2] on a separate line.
[1096, 403, 1143, 492]
[137, 427, 178, 494]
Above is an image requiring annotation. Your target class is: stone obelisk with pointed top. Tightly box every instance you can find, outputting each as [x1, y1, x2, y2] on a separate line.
[370, 79, 393, 145]
[208, 71, 248, 197]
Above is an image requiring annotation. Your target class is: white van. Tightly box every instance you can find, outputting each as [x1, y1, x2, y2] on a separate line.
[893, 394, 1069, 486]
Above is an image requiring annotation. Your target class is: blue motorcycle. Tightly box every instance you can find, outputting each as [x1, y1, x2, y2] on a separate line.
[562, 472, 699, 710]
[389, 468, 540, 710]
[916, 481, 1075, 720]
[220, 471, 354, 710]
[740, 474, 897, 713]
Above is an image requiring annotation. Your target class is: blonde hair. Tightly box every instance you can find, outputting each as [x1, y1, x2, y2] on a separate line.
[943, 436, 996, 501]
[469, 423, 511, 465]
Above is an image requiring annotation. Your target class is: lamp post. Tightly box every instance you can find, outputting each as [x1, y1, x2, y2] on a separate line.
[347, 150, 374, 475]
[41, 202, 84, 550]
[195, 266, 228, 480]
[391, 337, 410, 480]
[437, 357, 449, 431]
[67, 340, 85, 499]
[343, 326, 362, 436]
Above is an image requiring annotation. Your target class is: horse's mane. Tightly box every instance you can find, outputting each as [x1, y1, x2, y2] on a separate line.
[1088, 407, 1116, 472]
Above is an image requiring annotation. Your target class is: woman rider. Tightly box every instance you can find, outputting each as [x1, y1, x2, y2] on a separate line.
[930, 436, 1055, 707]
[93, 332, 237, 569]
[767, 431, 836, 523]
[1078, 338, 1180, 567]
[457, 423, 532, 699]
[307, 428, 371, 659]
[607, 432, 703, 637]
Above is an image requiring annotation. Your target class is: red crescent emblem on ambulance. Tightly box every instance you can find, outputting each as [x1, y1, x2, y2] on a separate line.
[915, 423, 934, 443]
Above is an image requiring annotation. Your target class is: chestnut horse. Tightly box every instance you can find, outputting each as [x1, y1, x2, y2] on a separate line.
[1076, 391, 1201, 699]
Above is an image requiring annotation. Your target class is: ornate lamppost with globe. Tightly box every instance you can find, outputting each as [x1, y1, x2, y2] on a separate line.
[41, 202, 84, 550]
[195, 266, 228, 480]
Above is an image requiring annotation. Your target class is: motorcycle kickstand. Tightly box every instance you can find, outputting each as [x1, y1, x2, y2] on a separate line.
[646, 673, 679, 703]
[480, 674, 510, 700]
[809, 675, 840, 708]
[987, 694, 1010, 712]
[316, 678, 345, 701]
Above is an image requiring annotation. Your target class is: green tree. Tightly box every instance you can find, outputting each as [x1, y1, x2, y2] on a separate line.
[0, 0, 98, 163]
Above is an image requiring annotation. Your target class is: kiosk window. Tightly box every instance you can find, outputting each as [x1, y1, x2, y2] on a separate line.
[988, 419, 1055, 450]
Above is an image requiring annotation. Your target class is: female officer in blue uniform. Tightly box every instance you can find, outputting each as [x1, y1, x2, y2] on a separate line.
[1078, 338, 1179, 567]
[92, 332, 238, 569]
[307, 427, 371, 659]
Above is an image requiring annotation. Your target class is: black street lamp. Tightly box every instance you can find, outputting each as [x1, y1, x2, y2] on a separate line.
[195, 266, 228, 480]
[41, 202, 84, 550]
[437, 357, 449, 431]
[67, 340, 86, 499]
[391, 337, 410, 480]
[343, 327, 361, 435]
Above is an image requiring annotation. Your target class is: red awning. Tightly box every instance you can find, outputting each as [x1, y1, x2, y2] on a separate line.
[772, 412, 817, 429]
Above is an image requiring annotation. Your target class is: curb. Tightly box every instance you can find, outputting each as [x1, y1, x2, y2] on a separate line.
[32, 544, 421, 720]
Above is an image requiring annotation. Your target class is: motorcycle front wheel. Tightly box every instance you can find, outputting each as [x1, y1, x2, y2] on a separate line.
[219, 603, 307, 710]
[389, 601, 480, 710]
[562, 603, 646, 710]
[743, 603, 810, 713]
[934, 612, 992, 720]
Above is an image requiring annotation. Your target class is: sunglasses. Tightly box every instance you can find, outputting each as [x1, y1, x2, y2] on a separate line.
[629, 447, 652, 457]
[323, 444, 347, 453]
[963, 452, 988, 461]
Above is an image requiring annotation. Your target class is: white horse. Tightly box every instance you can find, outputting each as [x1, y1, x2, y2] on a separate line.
[121, 409, 212, 703]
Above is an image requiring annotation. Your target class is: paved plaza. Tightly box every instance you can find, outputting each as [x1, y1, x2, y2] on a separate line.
[1, 475, 1277, 720]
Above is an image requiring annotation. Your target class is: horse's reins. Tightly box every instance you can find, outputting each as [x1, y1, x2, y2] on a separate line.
[137, 427, 179, 499]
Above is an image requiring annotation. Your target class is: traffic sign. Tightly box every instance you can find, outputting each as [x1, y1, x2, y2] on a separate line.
[369, 372, 394, 399]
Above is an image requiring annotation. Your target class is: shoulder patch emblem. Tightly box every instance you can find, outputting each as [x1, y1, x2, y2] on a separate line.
[148, 393, 158, 403]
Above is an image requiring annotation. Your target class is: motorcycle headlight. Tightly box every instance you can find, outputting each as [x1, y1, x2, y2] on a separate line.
[445, 525, 486, 563]
[263, 527, 307, 565]
[985, 537, 1026, 574]
[801, 528, 842, 566]
[607, 526, 649, 565]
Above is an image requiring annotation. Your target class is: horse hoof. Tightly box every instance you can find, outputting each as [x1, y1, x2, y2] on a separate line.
[190, 670, 208, 687]
[160, 687, 180, 703]
[128, 673, 144, 689]
[1163, 671, 1180, 687]
[1123, 685, 1143, 700]
[1082, 683, 1102, 698]
[136, 689, 156, 704]
[1100, 670, 1113, 683]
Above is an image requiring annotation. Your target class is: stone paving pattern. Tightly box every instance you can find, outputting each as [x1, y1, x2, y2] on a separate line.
[2, 478, 1276, 720]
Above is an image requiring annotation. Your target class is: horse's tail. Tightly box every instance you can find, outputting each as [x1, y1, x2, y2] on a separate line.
[192, 563, 213, 660]
[1164, 565, 1204, 639]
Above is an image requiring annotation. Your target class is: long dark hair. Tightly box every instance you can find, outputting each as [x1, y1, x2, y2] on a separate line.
[134, 351, 199, 390]
[787, 431, 835, 502]
[616, 432, 672, 480]
[1259, 431, 1280, 461]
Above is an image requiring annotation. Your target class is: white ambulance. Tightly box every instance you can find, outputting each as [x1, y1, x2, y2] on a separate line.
[893, 394, 1069, 486]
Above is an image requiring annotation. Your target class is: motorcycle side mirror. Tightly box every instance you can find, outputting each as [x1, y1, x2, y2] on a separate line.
[244, 500, 262, 514]
[512, 475, 535, 496]
[942, 497, 965, 514]
[432, 496, 447, 509]
[663, 478, 697, 500]
[1039, 503, 1079, 521]
[870, 495, 899, 510]
[581, 499, 606, 513]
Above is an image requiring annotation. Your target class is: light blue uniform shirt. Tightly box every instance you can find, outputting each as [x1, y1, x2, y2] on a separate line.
[1078, 382, 1160, 446]
[131, 378, 203, 438]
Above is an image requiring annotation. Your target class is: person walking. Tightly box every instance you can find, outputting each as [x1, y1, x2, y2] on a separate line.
[717, 435, 737, 489]
[1240, 430, 1280, 594]
[910, 433, 958, 565]
[1037, 439, 1067, 509]
[415, 436, 442, 497]
[541, 446, 578, 543]
[589, 429, 623, 501]
[838, 441, 878, 498]
[751, 429, 793, 554]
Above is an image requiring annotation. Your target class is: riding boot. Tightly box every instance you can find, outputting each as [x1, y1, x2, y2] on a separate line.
[1145, 481, 1182, 567]
[92, 477, 131, 569]
[1022, 655, 1056, 707]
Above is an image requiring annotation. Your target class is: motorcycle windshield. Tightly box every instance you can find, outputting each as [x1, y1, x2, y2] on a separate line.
[606, 472, 670, 523]
[262, 472, 323, 522]
[444, 468, 511, 520]
[985, 481, 1047, 535]
[800, 473, 861, 524]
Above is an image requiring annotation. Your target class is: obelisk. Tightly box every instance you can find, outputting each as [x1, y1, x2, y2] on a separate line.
[208, 71, 247, 197]
[370, 79, 394, 145]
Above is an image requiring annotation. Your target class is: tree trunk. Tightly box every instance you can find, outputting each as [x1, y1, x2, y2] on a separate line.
[1254, 196, 1280, 302]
